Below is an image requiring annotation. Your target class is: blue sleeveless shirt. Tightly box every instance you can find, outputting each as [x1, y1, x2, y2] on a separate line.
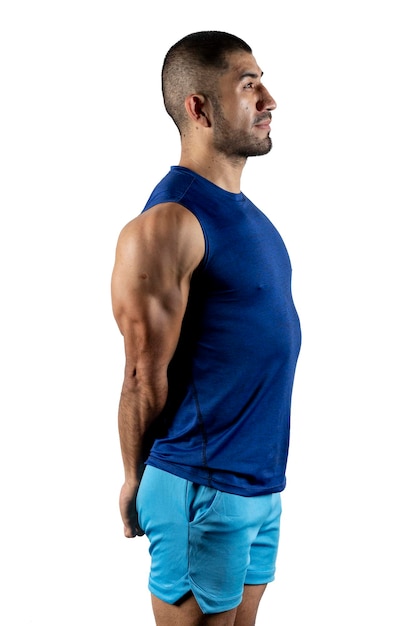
[143, 166, 301, 496]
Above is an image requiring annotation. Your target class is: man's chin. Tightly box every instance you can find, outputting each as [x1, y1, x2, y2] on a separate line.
[247, 138, 273, 157]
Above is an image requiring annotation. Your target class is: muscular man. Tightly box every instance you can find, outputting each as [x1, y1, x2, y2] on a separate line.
[111, 31, 301, 626]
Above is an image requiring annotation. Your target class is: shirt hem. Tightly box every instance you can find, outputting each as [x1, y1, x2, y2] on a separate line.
[145, 458, 286, 497]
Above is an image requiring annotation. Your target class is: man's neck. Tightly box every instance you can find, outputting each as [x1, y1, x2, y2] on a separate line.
[179, 148, 246, 194]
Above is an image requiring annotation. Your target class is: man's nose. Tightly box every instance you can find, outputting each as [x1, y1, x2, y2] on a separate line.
[257, 86, 277, 112]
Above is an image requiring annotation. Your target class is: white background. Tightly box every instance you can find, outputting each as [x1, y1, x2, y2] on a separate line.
[1, 1, 416, 624]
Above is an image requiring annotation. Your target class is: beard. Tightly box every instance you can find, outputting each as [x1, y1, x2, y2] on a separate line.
[212, 102, 273, 158]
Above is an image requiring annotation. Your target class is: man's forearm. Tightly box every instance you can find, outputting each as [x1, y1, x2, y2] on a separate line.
[118, 380, 167, 484]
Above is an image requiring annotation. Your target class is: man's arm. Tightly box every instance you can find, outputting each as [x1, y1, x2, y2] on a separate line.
[111, 202, 205, 537]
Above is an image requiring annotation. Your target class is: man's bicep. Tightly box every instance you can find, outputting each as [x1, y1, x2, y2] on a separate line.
[112, 203, 204, 326]
[111, 215, 191, 364]
[119, 291, 186, 367]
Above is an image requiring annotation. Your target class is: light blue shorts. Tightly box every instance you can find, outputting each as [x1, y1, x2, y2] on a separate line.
[137, 465, 282, 614]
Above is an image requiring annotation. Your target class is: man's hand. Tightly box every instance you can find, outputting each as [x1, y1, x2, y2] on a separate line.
[119, 481, 144, 537]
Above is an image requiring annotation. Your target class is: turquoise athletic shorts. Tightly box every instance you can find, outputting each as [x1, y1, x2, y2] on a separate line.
[137, 465, 282, 614]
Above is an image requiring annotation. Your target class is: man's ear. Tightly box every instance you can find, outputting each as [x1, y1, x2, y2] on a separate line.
[184, 94, 211, 127]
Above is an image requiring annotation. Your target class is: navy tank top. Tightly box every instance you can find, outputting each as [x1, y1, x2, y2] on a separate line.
[143, 166, 301, 496]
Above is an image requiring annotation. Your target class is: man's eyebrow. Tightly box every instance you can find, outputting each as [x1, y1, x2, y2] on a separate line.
[238, 70, 264, 81]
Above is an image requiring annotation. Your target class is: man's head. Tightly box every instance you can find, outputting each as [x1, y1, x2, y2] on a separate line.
[162, 31, 252, 132]
[162, 31, 276, 159]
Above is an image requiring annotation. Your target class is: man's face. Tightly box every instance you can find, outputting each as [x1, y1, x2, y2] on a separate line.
[211, 51, 277, 158]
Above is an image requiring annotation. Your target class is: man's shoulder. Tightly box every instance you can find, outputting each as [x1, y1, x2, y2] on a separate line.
[144, 167, 199, 209]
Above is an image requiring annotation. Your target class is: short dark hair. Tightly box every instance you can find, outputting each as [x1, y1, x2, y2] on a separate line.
[162, 31, 252, 132]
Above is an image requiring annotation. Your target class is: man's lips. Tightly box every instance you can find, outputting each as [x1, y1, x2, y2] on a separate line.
[254, 114, 272, 129]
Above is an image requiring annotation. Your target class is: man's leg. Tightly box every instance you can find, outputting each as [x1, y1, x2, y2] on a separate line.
[234, 584, 267, 626]
[151, 593, 238, 626]
[151, 584, 267, 626]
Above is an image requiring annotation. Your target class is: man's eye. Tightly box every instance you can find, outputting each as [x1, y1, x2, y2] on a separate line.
[245, 82, 254, 89]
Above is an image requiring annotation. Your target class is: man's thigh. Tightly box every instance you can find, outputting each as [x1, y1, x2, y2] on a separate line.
[151, 592, 238, 626]
[151, 584, 267, 626]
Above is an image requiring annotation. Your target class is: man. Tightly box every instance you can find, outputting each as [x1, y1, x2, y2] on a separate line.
[111, 31, 301, 626]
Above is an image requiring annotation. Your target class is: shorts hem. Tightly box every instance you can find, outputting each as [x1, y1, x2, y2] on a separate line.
[149, 579, 242, 615]
[190, 577, 242, 614]
[148, 576, 190, 607]
[245, 571, 275, 586]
